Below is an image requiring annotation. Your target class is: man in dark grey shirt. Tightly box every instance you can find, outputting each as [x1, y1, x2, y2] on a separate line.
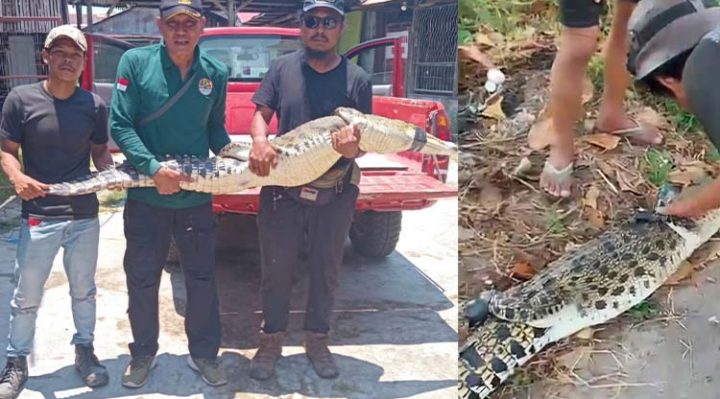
[0, 24, 113, 397]
[625, 0, 720, 217]
[247, 0, 372, 382]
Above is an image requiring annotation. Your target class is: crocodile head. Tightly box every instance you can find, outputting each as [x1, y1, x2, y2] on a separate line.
[334, 107, 458, 160]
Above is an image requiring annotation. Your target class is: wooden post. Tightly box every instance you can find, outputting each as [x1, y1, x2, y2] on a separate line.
[75, 1, 82, 28]
[86, 1, 93, 30]
[60, 0, 70, 25]
[228, 0, 236, 26]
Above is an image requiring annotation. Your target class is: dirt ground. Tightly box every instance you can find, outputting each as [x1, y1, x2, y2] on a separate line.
[0, 162, 458, 399]
[460, 34, 720, 398]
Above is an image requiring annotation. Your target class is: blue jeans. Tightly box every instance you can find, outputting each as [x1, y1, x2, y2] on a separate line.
[6, 217, 100, 358]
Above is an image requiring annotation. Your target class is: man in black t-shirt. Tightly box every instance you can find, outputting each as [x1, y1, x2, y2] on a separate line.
[0, 24, 114, 397]
[624, 0, 720, 217]
[247, 0, 372, 381]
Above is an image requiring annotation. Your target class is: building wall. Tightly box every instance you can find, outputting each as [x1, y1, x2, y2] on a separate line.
[87, 7, 160, 35]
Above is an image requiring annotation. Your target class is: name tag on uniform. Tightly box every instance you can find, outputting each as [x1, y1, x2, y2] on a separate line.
[299, 186, 319, 202]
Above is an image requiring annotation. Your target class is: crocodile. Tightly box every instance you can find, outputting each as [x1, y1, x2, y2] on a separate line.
[46, 107, 458, 196]
[459, 201, 720, 399]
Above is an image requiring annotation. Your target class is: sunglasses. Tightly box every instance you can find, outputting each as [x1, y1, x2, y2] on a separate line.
[302, 15, 340, 29]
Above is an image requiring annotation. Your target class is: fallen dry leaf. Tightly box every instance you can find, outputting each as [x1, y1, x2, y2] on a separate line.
[474, 31, 496, 47]
[478, 183, 503, 209]
[510, 261, 536, 281]
[582, 133, 621, 150]
[688, 239, 720, 267]
[664, 260, 697, 286]
[458, 45, 494, 69]
[634, 106, 671, 131]
[574, 327, 594, 340]
[615, 169, 643, 194]
[584, 207, 605, 228]
[512, 157, 533, 176]
[488, 32, 506, 45]
[583, 185, 601, 210]
[668, 164, 712, 186]
[481, 97, 506, 120]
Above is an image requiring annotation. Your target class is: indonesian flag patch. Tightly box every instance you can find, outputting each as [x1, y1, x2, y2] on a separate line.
[116, 77, 129, 92]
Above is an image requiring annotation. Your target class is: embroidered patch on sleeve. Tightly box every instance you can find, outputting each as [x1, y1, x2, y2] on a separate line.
[116, 77, 129, 92]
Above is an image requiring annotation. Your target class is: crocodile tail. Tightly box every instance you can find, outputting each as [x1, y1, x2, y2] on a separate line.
[459, 319, 545, 399]
[46, 164, 153, 196]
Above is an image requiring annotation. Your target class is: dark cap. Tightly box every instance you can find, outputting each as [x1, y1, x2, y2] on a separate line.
[160, 0, 202, 20]
[302, 0, 345, 16]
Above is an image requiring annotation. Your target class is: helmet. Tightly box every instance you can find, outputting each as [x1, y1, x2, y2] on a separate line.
[627, 0, 720, 80]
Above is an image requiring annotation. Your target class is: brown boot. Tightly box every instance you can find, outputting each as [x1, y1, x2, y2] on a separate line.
[304, 332, 339, 379]
[249, 331, 284, 380]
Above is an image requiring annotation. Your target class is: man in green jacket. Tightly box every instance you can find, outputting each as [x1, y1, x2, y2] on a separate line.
[109, 0, 230, 388]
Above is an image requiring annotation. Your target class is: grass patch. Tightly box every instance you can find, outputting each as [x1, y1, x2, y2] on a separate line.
[627, 299, 663, 322]
[644, 149, 673, 187]
[658, 97, 700, 133]
[587, 55, 605, 95]
[544, 205, 567, 235]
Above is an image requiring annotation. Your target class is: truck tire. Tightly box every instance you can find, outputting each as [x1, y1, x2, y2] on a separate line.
[349, 211, 402, 259]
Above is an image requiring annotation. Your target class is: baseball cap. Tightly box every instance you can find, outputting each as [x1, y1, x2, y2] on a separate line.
[302, 0, 345, 16]
[44, 24, 87, 52]
[160, 0, 202, 20]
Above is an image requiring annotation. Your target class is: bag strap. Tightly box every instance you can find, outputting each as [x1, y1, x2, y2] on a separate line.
[136, 71, 199, 128]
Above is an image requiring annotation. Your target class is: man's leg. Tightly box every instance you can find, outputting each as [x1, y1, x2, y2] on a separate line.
[0, 218, 65, 398]
[303, 184, 359, 379]
[121, 199, 173, 388]
[530, 0, 602, 198]
[249, 187, 304, 380]
[172, 202, 225, 386]
[596, 0, 662, 143]
[61, 217, 108, 387]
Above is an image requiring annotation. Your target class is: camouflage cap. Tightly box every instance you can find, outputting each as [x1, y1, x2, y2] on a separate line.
[160, 0, 203, 20]
[44, 24, 87, 52]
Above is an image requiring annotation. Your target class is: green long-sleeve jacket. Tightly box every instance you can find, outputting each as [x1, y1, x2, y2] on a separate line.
[109, 43, 231, 209]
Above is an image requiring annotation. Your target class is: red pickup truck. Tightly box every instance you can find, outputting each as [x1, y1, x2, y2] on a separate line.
[81, 27, 457, 259]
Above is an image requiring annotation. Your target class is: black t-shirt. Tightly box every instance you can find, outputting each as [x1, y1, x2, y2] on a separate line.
[683, 28, 720, 150]
[0, 82, 108, 219]
[252, 49, 373, 135]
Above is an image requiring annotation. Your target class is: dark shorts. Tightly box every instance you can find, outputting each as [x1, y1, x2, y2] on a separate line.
[559, 0, 640, 28]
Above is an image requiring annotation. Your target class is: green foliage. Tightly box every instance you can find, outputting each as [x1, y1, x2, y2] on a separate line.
[627, 299, 663, 322]
[659, 97, 700, 134]
[544, 205, 567, 235]
[644, 149, 673, 187]
[460, 0, 540, 36]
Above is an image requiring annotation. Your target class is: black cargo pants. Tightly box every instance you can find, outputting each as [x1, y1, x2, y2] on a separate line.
[257, 183, 359, 334]
[123, 198, 221, 359]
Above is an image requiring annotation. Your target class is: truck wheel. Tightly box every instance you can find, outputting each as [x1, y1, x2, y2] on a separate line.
[349, 211, 402, 259]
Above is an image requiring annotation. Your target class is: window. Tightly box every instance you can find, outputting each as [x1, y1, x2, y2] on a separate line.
[92, 42, 128, 83]
[198, 35, 301, 82]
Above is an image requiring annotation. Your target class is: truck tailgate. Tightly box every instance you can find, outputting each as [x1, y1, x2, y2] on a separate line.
[212, 153, 457, 214]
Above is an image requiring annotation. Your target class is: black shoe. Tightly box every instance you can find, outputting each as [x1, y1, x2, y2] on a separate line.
[0, 357, 27, 399]
[75, 344, 109, 388]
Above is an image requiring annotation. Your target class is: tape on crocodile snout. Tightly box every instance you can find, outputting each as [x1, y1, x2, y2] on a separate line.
[411, 127, 427, 151]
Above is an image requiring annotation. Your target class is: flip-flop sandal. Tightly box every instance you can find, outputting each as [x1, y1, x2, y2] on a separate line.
[540, 160, 574, 198]
[592, 118, 664, 146]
